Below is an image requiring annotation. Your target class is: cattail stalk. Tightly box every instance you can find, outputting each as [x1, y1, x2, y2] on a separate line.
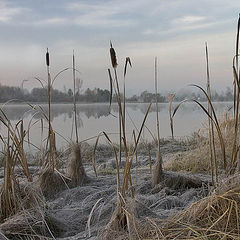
[109, 42, 133, 196]
[110, 42, 122, 163]
[46, 48, 53, 170]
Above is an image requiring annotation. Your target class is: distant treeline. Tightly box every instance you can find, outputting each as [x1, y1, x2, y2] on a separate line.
[173, 87, 234, 102]
[0, 85, 166, 103]
[126, 87, 234, 102]
[0, 84, 234, 103]
[0, 85, 111, 103]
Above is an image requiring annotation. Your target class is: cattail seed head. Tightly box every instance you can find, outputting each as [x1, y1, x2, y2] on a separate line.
[110, 41, 117, 69]
[46, 48, 50, 67]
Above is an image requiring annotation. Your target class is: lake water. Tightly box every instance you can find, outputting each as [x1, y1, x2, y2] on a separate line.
[0, 102, 233, 151]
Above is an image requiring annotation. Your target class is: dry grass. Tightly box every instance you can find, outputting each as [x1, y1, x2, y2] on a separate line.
[164, 150, 211, 173]
[0, 114, 34, 222]
[0, 14, 239, 240]
[101, 198, 156, 240]
[152, 150, 164, 186]
[167, 15, 240, 180]
[68, 143, 87, 186]
[0, 50, 84, 238]
[102, 174, 240, 239]
[164, 114, 235, 174]
[0, 208, 64, 239]
[159, 174, 240, 239]
[0, 148, 20, 222]
[0, 183, 49, 239]
[39, 167, 69, 198]
[1, 210, 50, 239]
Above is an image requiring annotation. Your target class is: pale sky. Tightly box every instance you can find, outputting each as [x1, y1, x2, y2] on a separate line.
[0, 0, 239, 95]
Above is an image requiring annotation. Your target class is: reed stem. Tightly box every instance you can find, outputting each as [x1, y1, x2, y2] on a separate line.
[72, 51, 79, 144]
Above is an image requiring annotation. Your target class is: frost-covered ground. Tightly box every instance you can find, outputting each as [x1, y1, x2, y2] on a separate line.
[47, 163, 210, 239]
[0, 139, 211, 239]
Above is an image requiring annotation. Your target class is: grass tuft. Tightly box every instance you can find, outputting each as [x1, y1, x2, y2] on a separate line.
[68, 144, 87, 186]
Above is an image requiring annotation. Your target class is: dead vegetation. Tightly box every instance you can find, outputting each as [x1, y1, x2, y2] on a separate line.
[0, 48, 88, 238]
[68, 143, 87, 186]
[152, 57, 164, 188]
[0, 13, 239, 240]
[39, 168, 68, 199]
[100, 42, 152, 237]
[0, 182, 52, 239]
[164, 114, 236, 174]
[160, 174, 240, 239]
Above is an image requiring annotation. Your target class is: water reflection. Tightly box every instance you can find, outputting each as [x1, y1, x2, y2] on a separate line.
[0, 102, 233, 149]
[0, 102, 232, 122]
[0, 103, 113, 121]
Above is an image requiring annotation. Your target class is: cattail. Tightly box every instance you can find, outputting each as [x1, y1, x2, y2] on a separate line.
[46, 48, 50, 67]
[110, 41, 117, 68]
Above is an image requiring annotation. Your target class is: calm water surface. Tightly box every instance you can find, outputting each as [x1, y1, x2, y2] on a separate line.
[0, 102, 233, 151]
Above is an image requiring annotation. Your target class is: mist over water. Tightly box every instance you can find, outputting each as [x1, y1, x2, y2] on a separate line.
[0, 102, 233, 151]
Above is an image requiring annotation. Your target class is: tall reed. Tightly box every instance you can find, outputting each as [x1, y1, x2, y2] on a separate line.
[72, 51, 79, 144]
[165, 16, 240, 178]
[68, 51, 87, 186]
[152, 57, 163, 187]
[0, 114, 34, 221]
[0, 111, 32, 182]
[110, 42, 123, 164]
[97, 42, 152, 235]
[45, 49, 57, 170]
[36, 49, 71, 170]
[205, 42, 218, 185]
[0, 128, 19, 222]
[230, 14, 240, 174]
[38, 49, 75, 196]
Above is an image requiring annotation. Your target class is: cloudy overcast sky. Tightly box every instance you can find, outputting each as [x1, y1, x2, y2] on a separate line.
[0, 0, 239, 95]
